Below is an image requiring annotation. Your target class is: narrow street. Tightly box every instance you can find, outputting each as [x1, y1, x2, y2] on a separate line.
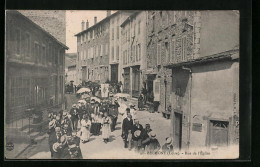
[20, 94, 171, 159]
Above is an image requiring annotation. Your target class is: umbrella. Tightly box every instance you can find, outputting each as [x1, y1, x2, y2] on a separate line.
[78, 100, 86, 104]
[77, 88, 91, 94]
[114, 93, 130, 98]
[91, 97, 101, 103]
[82, 94, 90, 99]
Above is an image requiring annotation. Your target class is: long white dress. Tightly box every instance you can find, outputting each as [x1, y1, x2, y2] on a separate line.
[80, 119, 91, 141]
[101, 116, 112, 139]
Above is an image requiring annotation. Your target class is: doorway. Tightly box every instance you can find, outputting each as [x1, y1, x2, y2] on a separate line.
[209, 120, 229, 147]
[174, 112, 183, 150]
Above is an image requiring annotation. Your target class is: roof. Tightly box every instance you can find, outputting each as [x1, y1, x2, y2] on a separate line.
[65, 53, 77, 68]
[164, 49, 239, 68]
[120, 11, 141, 27]
[8, 10, 69, 50]
[75, 11, 120, 36]
[74, 10, 136, 36]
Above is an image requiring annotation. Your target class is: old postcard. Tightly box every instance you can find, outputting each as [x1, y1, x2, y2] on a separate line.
[5, 10, 239, 159]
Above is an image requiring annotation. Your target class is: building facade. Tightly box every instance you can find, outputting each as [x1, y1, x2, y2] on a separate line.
[121, 11, 147, 97]
[18, 10, 66, 45]
[65, 53, 77, 84]
[75, 16, 110, 84]
[146, 10, 239, 150]
[5, 11, 68, 122]
[108, 11, 135, 84]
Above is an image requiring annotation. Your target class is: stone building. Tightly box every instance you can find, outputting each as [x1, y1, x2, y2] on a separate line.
[75, 15, 110, 84]
[121, 11, 147, 97]
[5, 10, 68, 122]
[108, 11, 135, 84]
[146, 10, 239, 150]
[65, 53, 77, 84]
[18, 10, 66, 45]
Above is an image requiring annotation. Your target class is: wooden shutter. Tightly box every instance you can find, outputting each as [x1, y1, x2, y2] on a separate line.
[153, 79, 160, 101]
[157, 43, 161, 65]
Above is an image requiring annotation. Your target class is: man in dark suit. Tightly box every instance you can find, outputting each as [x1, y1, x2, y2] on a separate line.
[87, 99, 95, 115]
[70, 104, 79, 131]
[109, 103, 119, 131]
[49, 127, 63, 159]
[122, 109, 134, 148]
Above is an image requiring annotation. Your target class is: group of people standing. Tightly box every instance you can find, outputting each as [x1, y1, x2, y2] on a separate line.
[121, 108, 174, 154]
[47, 93, 174, 159]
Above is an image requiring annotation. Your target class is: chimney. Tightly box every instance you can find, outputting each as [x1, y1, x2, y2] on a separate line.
[94, 16, 97, 25]
[81, 20, 85, 31]
[86, 20, 89, 29]
[107, 10, 111, 17]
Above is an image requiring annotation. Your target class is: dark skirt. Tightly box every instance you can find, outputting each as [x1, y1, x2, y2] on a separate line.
[90, 123, 101, 135]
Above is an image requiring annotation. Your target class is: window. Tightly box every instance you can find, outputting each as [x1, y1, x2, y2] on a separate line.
[166, 12, 169, 26]
[93, 30, 95, 39]
[15, 29, 21, 55]
[134, 24, 136, 36]
[138, 21, 141, 34]
[165, 42, 170, 63]
[111, 46, 114, 61]
[136, 45, 138, 61]
[99, 45, 101, 57]
[34, 42, 39, 63]
[42, 45, 46, 65]
[94, 46, 96, 57]
[152, 16, 155, 32]
[116, 45, 119, 60]
[171, 39, 176, 63]
[24, 33, 30, 58]
[117, 26, 119, 39]
[139, 44, 141, 61]
[157, 43, 161, 65]
[181, 36, 187, 61]
[90, 31, 93, 39]
[112, 28, 114, 40]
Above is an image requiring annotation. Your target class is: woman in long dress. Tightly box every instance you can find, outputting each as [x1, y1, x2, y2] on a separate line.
[80, 114, 91, 143]
[101, 111, 112, 143]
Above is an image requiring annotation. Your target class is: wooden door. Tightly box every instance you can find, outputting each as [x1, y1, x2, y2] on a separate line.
[174, 112, 182, 150]
[209, 120, 229, 147]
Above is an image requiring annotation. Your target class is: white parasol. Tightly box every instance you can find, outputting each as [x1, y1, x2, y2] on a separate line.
[76, 88, 91, 94]
[114, 93, 130, 98]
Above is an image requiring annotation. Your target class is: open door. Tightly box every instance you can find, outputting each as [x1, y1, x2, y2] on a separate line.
[174, 112, 182, 150]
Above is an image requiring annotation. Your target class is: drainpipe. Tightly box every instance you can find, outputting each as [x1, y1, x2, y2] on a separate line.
[182, 66, 192, 149]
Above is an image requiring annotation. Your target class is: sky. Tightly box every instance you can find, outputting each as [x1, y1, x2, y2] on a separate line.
[65, 10, 116, 53]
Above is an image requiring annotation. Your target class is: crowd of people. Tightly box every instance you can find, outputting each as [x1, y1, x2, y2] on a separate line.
[46, 93, 174, 159]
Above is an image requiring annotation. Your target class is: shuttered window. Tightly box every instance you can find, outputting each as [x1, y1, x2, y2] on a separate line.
[157, 43, 161, 65]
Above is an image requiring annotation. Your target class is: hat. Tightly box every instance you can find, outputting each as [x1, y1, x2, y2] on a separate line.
[166, 137, 173, 144]
[53, 142, 61, 152]
[63, 112, 68, 117]
[60, 136, 67, 146]
[130, 104, 135, 108]
[126, 108, 130, 112]
[90, 99, 95, 104]
[55, 127, 61, 132]
[134, 130, 141, 137]
[49, 120, 56, 128]
[72, 104, 77, 108]
[150, 131, 156, 137]
[95, 101, 100, 104]
[145, 123, 150, 127]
